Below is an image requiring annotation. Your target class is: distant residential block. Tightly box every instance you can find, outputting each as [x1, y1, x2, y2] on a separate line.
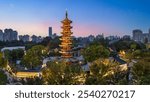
[133, 29, 150, 43]
[0, 29, 3, 41]
[19, 35, 30, 42]
[31, 35, 43, 43]
[3, 29, 18, 41]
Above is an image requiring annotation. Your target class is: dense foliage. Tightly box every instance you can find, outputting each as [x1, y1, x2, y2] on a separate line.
[42, 61, 84, 85]
[4, 49, 24, 62]
[0, 70, 8, 84]
[0, 52, 7, 68]
[112, 40, 146, 51]
[82, 44, 110, 62]
[132, 51, 150, 85]
[85, 59, 127, 85]
[21, 45, 46, 69]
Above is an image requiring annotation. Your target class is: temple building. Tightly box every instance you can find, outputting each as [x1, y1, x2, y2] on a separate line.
[59, 11, 73, 58]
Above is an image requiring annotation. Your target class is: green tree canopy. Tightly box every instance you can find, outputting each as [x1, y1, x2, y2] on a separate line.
[22, 45, 46, 69]
[4, 50, 12, 61]
[4, 49, 24, 62]
[111, 40, 145, 51]
[0, 70, 8, 85]
[42, 61, 84, 85]
[130, 43, 137, 50]
[0, 52, 7, 68]
[132, 57, 150, 85]
[85, 59, 127, 85]
[82, 44, 110, 62]
[11, 49, 24, 60]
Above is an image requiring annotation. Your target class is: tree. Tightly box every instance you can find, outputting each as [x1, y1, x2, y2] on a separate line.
[132, 50, 142, 58]
[112, 40, 130, 51]
[82, 44, 110, 62]
[0, 52, 7, 68]
[11, 49, 24, 61]
[40, 36, 60, 49]
[42, 61, 84, 85]
[22, 45, 46, 69]
[85, 58, 127, 85]
[132, 57, 150, 85]
[3, 49, 24, 62]
[130, 43, 137, 51]
[4, 50, 12, 61]
[0, 70, 8, 84]
[111, 40, 144, 52]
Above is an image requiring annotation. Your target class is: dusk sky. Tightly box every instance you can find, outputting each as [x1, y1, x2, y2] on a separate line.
[0, 0, 150, 37]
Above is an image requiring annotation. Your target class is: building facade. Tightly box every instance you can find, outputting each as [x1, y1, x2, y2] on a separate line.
[0, 29, 18, 41]
[0, 30, 3, 41]
[3, 29, 18, 41]
[133, 29, 150, 43]
[19, 35, 30, 42]
[31, 35, 43, 43]
[49, 27, 52, 37]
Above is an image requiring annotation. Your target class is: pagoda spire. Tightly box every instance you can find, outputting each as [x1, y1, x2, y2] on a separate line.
[65, 10, 68, 18]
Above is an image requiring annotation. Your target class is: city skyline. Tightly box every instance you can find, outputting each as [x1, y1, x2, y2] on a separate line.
[0, 0, 150, 37]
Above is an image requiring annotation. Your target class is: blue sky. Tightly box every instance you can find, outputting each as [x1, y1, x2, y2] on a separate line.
[0, 0, 150, 37]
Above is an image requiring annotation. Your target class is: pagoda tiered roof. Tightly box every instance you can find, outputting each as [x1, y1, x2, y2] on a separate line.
[59, 11, 73, 58]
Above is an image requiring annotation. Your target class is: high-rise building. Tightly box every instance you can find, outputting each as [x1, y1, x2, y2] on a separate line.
[19, 35, 30, 42]
[59, 11, 73, 58]
[0, 29, 3, 41]
[12, 31, 18, 41]
[133, 29, 143, 42]
[3, 29, 18, 41]
[49, 27, 52, 37]
[133, 29, 150, 43]
[122, 35, 131, 40]
[31, 35, 43, 43]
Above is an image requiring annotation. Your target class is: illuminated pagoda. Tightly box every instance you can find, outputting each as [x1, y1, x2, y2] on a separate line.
[59, 11, 73, 58]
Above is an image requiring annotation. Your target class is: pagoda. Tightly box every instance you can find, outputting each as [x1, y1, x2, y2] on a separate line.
[59, 11, 73, 58]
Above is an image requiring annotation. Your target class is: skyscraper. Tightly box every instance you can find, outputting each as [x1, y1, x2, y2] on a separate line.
[49, 27, 52, 37]
[133, 29, 150, 43]
[0, 30, 3, 41]
[59, 11, 73, 58]
[3, 29, 18, 41]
